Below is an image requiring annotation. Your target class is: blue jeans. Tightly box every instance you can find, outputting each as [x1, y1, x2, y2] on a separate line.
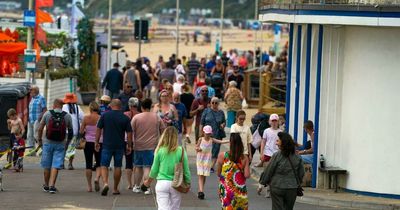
[301, 154, 314, 164]
[41, 143, 65, 169]
[100, 147, 124, 167]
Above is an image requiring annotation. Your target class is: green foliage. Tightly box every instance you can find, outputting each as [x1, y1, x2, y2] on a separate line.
[77, 17, 98, 92]
[49, 67, 78, 81]
[38, 32, 68, 53]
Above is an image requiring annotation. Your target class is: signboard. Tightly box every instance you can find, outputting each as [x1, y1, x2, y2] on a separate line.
[24, 49, 37, 72]
[23, 10, 36, 27]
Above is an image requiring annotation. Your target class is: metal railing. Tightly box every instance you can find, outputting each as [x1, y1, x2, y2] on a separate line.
[260, 0, 400, 7]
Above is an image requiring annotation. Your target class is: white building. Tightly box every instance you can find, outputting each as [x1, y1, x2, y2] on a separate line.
[259, 1, 400, 198]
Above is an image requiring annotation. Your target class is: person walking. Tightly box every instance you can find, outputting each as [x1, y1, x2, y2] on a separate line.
[172, 92, 187, 147]
[230, 110, 252, 162]
[190, 86, 211, 144]
[144, 126, 191, 210]
[62, 93, 84, 170]
[180, 84, 195, 144]
[195, 125, 229, 199]
[217, 133, 250, 209]
[118, 83, 136, 112]
[102, 63, 123, 99]
[187, 52, 201, 84]
[200, 97, 226, 173]
[80, 101, 102, 192]
[27, 85, 47, 155]
[192, 68, 206, 95]
[37, 99, 73, 193]
[123, 63, 141, 94]
[224, 81, 243, 128]
[159, 62, 176, 87]
[173, 75, 185, 94]
[123, 97, 140, 190]
[259, 132, 305, 210]
[95, 99, 133, 196]
[131, 99, 165, 195]
[153, 90, 178, 128]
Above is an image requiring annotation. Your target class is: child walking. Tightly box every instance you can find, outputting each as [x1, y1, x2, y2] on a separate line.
[7, 108, 25, 171]
[258, 113, 282, 197]
[196, 125, 228, 200]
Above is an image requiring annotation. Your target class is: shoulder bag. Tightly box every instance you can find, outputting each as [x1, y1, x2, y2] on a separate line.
[172, 147, 191, 193]
[75, 105, 86, 150]
[288, 156, 304, 196]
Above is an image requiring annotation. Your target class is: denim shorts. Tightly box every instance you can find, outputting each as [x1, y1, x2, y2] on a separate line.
[134, 150, 154, 167]
[41, 143, 66, 169]
[100, 147, 124, 168]
[212, 143, 221, 159]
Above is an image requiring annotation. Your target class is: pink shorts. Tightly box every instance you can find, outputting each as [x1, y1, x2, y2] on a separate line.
[263, 155, 272, 162]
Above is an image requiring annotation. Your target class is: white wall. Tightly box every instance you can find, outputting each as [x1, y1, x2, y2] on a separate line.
[289, 24, 400, 195]
[336, 26, 400, 195]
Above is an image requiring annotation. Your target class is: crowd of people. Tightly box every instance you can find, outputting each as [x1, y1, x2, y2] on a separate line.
[8, 47, 318, 210]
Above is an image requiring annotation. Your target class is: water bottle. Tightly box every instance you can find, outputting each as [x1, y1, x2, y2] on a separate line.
[320, 154, 325, 168]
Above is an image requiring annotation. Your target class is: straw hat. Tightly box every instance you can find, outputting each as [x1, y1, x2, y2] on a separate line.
[100, 95, 111, 102]
[63, 93, 77, 104]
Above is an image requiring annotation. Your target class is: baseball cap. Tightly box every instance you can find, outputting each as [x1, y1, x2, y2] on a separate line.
[203, 125, 213, 134]
[269, 113, 279, 121]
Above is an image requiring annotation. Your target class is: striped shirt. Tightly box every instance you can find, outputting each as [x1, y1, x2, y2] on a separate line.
[29, 95, 46, 123]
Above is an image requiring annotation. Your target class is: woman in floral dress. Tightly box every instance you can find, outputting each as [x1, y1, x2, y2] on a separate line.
[217, 133, 250, 210]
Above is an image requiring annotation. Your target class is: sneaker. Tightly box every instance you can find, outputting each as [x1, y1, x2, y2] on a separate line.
[49, 186, 57, 194]
[132, 185, 141, 193]
[144, 189, 152, 195]
[210, 168, 215, 173]
[43, 185, 49, 192]
[198, 192, 205, 200]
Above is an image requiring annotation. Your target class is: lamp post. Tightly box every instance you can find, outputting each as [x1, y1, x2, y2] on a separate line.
[220, 0, 224, 50]
[253, 0, 259, 67]
[176, 0, 180, 58]
[106, 0, 112, 70]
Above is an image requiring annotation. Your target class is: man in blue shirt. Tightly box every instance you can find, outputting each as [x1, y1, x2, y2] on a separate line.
[95, 99, 132, 196]
[172, 92, 187, 148]
[205, 55, 216, 76]
[27, 85, 47, 154]
[102, 63, 123, 99]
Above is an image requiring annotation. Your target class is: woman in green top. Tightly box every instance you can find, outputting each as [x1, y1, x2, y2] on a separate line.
[144, 126, 191, 210]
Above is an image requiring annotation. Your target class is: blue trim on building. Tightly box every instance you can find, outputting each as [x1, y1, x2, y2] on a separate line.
[285, 23, 294, 132]
[261, 8, 400, 18]
[293, 25, 302, 142]
[344, 188, 400, 200]
[312, 24, 323, 188]
[303, 24, 312, 146]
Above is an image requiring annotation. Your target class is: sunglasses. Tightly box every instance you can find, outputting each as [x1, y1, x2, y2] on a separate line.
[201, 90, 208, 92]
[238, 117, 246, 120]
[211, 102, 219, 104]
[127, 86, 133, 88]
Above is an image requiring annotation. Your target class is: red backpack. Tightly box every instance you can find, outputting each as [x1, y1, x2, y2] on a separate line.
[46, 110, 67, 141]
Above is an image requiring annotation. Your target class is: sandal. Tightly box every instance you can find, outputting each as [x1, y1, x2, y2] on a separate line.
[94, 180, 100, 192]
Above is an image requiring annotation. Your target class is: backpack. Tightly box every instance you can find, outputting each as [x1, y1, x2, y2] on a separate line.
[258, 117, 271, 137]
[139, 68, 151, 88]
[211, 73, 224, 88]
[46, 110, 67, 141]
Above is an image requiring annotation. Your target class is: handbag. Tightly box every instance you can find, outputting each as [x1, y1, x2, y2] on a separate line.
[75, 138, 86, 150]
[172, 147, 190, 193]
[288, 156, 304, 196]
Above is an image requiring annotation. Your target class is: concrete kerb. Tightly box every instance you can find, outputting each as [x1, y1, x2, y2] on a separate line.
[251, 166, 400, 210]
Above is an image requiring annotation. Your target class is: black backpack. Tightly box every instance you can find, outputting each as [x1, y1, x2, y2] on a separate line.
[46, 110, 67, 141]
[257, 118, 271, 137]
[139, 68, 151, 89]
